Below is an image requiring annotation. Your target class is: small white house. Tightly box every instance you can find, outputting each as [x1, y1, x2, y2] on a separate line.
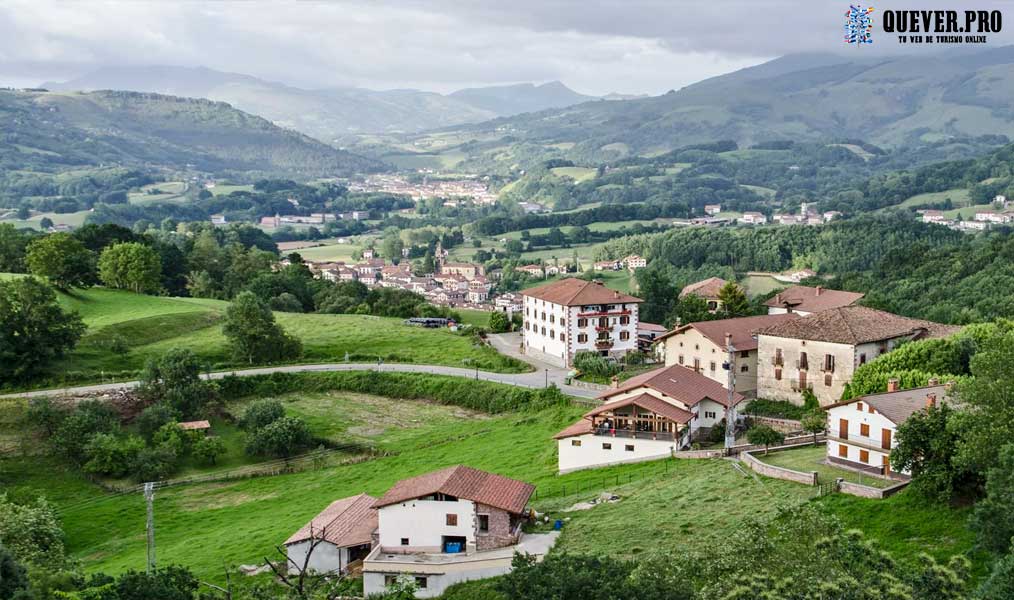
[704, 204, 721, 216]
[823, 380, 952, 477]
[739, 212, 767, 225]
[284, 493, 378, 575]
[362, 466, 556, 598]
[555, 364, 744, 473]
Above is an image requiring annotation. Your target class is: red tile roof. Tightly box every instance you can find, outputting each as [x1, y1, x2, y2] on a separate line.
[637, 322, 668, 333]
[599, 364, 744, 408]
[764, 285, 864, 313]
[756, 305, 960, 345]
[372, 466, 534, 515]
[553, 419, 594, 440]
[587, 393, 694, 424]
[522, 278, 642, 306]
[285, 493, 378, 548]
[823, 384, 952, 426]
[679, 277, 728, 299]
[654, 314, 799, 351]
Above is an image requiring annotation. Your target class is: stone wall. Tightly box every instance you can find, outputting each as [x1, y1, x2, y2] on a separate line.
[750, 416, 803, 434]
[474, 504, 515, 551]
[740, 448, 818, 486]
[837, 479, 910, 499]
[672, 449, 726, 459]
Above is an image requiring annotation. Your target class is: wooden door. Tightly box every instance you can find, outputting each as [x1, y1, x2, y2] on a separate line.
[838, 418, 848, 440]
[799, 370, 807, 390]
[882, 455, 891, 475]
[881, 428, 892, 450]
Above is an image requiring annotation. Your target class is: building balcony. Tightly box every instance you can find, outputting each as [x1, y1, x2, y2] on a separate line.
[594, 427, 678, 442]
[577, 309, 631, 318]
[595, 325, 613, 332]
[595, 339, 614, 349]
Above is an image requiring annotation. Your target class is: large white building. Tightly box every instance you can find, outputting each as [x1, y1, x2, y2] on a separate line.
[522, 278, 642, 368]
[554, 364, 744, 473]
[362, 466, 556, 598]
[756, 306, 959, 406]
[824, 380, 951, 477]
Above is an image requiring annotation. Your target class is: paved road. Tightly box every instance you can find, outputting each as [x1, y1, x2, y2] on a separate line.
[1, 361, 604, 401]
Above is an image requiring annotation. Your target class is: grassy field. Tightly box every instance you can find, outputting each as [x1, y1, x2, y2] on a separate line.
[741, 274, 785, 296]
[0, 389, 978, 582]
[756, 444, 892, 488]
[897, 188, 971, 209]
[550, 166, 597, 182]
[293, 242, 364, 262]
[210, 183, 254, 196]
[5, 284, 527, 389]
[127, 181, 187, 205]
[0, 210, 91, 230]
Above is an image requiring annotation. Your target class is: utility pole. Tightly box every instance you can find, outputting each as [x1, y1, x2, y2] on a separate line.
[144, 482, 157, 573]
[723, 333, 737, 450]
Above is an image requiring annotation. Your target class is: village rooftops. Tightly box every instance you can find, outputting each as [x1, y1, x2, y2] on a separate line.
[823, 384, 953, 426]
[654, 313, 799, 351]
[765, 285, 864, 313]
[554, 393, 695, 440]
[757, 305, 960, 345]
[679, 277, 727, 299]
[372, 465, 534, 515]
[598, 363, 745, 408]
[177, 420, 211, 431]
[285, 493, 378, 548]
[522, 278, 642, 306]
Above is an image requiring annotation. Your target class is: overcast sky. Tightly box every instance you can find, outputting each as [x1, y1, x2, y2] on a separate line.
[1, 1, 1012, 96]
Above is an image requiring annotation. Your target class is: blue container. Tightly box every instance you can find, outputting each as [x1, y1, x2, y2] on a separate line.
[553, 519, 563, 531]
[445, 542, 462, 553]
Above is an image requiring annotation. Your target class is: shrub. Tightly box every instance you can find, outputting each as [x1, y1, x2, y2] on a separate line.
[192, 436, 226, 466]
[129, 445, 179, 482]
[135, 403, 180, 441]
[50, 401, 120, 463]
[488, 311, 510, 333]
[239, 399, 285, 431]
[83, 433, 144, 478]
[138, 348, 216, 418]
[746, 425, 784, 454]
[245, 416, 314, 459]
[0, 494, 68, 570]
[742, 399, 805, 420]
[573, 351, 618, 377]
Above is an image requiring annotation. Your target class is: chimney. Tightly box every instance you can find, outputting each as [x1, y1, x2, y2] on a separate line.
[725, 332, 732, 350]
[815, 286, 822, 296]
[945, 380, 956, 392]
[927, 377, 939, 386]
[887, 378, 900, 392]
[926, 393, 937, 408]
[610, 375, 620, 389]
[775, 293, 781, 304]
[613, 290, 619, 299]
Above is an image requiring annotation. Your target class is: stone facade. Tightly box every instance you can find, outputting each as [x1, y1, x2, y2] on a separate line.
[474, 504, 516, 551]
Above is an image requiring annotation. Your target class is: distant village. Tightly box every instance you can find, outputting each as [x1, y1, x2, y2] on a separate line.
[918, 195, 1012, 231]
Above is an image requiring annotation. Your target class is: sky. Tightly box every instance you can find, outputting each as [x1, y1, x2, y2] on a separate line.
[1, 0, 1012, 96]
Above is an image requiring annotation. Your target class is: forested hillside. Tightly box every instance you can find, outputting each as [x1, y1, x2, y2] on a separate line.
[0, 89, 381, 180]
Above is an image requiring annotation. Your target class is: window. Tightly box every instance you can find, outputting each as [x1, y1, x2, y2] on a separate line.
[868, 405, 874, 414]
[446, 514, 458, 526]
[571, 439, 582, 447]
[620, 315, 630, 325]
[578, 333, 588, 343]
[774, 348, 784, 365]
[741, 364, 749, 373]
[385, 575, 398, 587]
[823, 354, 835, 372]
[478, 514, 489, 533]
[857, 402, 863, 411]
[540, 327, 546, 335]
[860, 423, 870, 437]
[705, 411, 716, 419]
[560, 318, 566, 327]
[578, 318, 587, 327]
[678, 354, 684, 365]
[693, 358, 701, 372]
[694, 344, 699, 350]
[798, 352, 809, 370]
[859, 353, 867, 365]
[549, 330, 555, 339]
[525, 321, 530, 331]
[550, 315, 555, 323]
[619, 331, 629, 341]
[625, 444, 635, 452]
[838, 444, 848, 458]
[602, 443, 612, 450]
[401, 538, 410, 546]
[709, 361, 716, 372]
[415, 577, 428, 589]
[740, 350, 749, 358]
[560, 333, 566, 342]
[774, 367, 782, 381]
[824, 373, 833, 387]
[859, 449, 869, 464]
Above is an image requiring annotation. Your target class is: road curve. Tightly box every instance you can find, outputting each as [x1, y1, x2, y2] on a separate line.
[0, 362, 605, 400]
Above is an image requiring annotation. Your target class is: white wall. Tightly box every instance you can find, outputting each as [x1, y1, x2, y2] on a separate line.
[363, 561, 515, 598]
[522, 296, 569, 366]
[378, 499, 476, 552]
[662, 328, 759, 393]
[558, 433, 676, 473]
[826, 402, 902, 474]
[286, 541, 347, 575]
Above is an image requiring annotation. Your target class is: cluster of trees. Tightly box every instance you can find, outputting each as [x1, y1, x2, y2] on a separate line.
[0, 277, 86, 384]
[239, 399, 315, 459]
[495, 504, 983, 599]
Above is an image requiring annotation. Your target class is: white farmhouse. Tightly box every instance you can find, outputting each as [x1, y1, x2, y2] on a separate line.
[654, 313, 798, 395]
[824, 380, 951, 477]
[765, 285, 864, 316]
[362, 466, 555, 598]
[756, 306, 959, 406]
[738, 212, 767, 225]
[522, 278, 642, 368]
[555, 364, 744, 473]
[284, 493, 378, 575]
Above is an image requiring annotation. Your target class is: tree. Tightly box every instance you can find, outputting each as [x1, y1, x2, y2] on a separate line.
[977, 550, 1014, 600]
[245, 416, 313, 459]
[129, 445, 179, 482]
[83, 433, 144, 477]
[138, 348, 215, 418]
[953, 332, 1014, 479]
[135, 403, 181, 441]
[50, 401, 120, 463]
[193, 436, 226, 465]
[223, 291, 302, 365]
[801, 411, 825, 445]
[891, 403, 965, 501]
[0, 494, 68, 570]
[718, 281, 750, 318]
[240, 399, 285, 431]
[666, 293, 713, 328]
[0, 278, 86, 384]
[0, 223, 31, 273]
[746, 425, 784, 454]
[381, 233, 404, 264]
[39, 217, 54, 230]
[115, 566, 198, 600]
[488, 311, 510, 333]
[25, 233, 95, 289]
[97, 242, 163, 294]
[970, 443, 1014, 554]
[0, 543, 29, 600]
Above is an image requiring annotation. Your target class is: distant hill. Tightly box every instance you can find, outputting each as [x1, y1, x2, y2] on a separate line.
[0, 89, 380, 176]
[449, 81, 594, 116]
[421, 48, 1014, 166]
[44, 66, 598, 141]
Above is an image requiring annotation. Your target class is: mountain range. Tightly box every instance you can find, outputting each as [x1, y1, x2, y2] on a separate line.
[410, 47, 1014, 168]
[0, 89, 380, 177]
[43, 66, 596, 142]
